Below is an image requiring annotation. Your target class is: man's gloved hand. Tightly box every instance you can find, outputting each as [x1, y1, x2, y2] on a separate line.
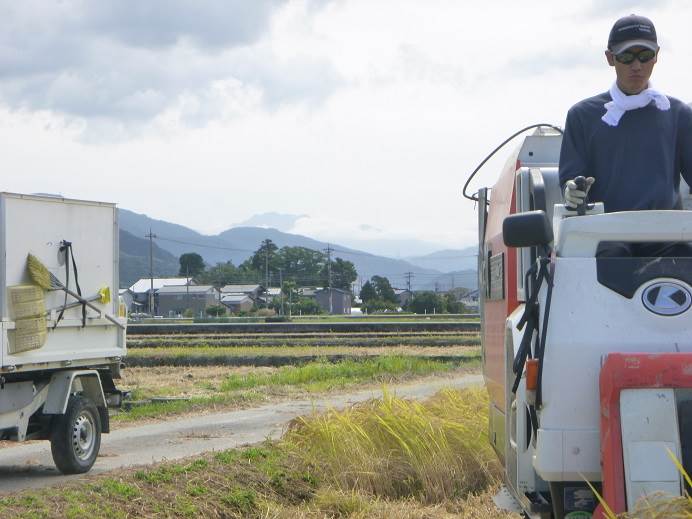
[564, 177, 595, 209]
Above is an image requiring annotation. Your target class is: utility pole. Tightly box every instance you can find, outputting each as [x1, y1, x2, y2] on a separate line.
[146, 229, 157, 315]
[404, 271, 414, 294]
[279, 268, 284, 316]
[261, 239, 271, 308]
[186, 264, 190, 317]
[324, 244, 333, 314]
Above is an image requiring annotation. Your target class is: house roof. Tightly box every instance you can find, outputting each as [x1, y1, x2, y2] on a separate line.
[220, 284, 263, 294]
[129, 277, 191, 293]
[221, 294, 252, 303]
[157, 284, 216, 295]
[316, 287, 351, 295]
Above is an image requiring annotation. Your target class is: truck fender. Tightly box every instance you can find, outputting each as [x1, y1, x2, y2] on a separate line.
[43, 370, 107, 415]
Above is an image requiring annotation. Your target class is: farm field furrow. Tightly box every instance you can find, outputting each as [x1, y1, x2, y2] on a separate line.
[127, 330, 479, 340]
[126, 334, 481, 348]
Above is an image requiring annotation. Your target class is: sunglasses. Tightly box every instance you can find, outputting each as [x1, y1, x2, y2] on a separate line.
[613, 48, 656, 64]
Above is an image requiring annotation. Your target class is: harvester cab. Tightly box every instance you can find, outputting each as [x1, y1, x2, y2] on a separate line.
[470, 126, 692, 518]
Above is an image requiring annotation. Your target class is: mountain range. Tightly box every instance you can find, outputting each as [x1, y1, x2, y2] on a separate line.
[118, 209, 478, 291]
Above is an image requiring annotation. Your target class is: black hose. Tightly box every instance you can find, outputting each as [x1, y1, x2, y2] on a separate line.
[462, 123, 563, 203]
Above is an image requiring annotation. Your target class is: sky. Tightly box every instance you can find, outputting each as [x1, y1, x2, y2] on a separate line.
[0, 0, 687, 255]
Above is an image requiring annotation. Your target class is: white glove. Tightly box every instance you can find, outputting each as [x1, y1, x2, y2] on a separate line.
[564, 177, 595, 209]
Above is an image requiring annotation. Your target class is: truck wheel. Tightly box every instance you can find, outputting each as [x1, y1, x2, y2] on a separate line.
[50, 395, 101, 474]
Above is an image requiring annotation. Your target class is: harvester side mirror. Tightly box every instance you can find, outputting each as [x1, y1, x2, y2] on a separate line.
[503, 210, 553, 248]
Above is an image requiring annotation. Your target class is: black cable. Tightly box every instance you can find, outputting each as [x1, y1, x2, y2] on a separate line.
[462, 123, 563, 203]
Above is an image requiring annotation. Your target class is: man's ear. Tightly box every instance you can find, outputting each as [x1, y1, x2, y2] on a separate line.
[605, 50, 615, 66]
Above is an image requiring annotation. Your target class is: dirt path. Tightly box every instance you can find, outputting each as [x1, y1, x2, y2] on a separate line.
[0, 374, 482, 494]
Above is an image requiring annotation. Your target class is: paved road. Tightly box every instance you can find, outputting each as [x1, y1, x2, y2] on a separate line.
[0, 374, 482, 494]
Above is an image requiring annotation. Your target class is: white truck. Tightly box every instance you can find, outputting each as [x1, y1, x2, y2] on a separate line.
[0, 192, 126, 474]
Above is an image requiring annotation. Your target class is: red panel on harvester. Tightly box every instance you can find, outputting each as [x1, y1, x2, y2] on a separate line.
[598, 352, 692, 516]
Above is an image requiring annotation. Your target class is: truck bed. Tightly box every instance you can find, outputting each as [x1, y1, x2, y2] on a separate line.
[0, 193, 125, 373]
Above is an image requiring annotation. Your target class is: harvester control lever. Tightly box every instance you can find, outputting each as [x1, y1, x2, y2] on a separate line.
[574, 176, 588, 216]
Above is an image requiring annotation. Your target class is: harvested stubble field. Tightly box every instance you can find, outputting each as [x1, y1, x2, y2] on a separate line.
[116, 355, 479, 422]
[0, 388, 520, 519]
[125, 331, 481, 348]
[125, 344, 480, 367]
[117, 328, 481, 421]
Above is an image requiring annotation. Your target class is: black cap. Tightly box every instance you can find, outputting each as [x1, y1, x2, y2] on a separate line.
[608, 14, 658, 54]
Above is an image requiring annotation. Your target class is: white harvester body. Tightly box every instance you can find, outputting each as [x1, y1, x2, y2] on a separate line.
[477, 129, 692, 518]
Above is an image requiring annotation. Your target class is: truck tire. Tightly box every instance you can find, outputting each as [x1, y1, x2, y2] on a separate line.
[50, 395, 102, 474]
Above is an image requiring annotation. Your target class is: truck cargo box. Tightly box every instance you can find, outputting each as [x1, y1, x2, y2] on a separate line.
[0, 193, 125, 374]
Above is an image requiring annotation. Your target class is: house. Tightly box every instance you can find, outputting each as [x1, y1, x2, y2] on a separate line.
[128, 277, 193, 314]
[156, 285, 219, 317]
[220, 293, 254, 314]
[315, 288, 352, 314]
[266, 287, 282, 298]
[297, 287, 318, 298]
[220, 284, 265, 302]
[460, 288, 480, 311]
[394, 289, 412, 307]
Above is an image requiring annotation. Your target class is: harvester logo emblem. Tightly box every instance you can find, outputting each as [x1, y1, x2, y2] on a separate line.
[642, 282, 692, 316]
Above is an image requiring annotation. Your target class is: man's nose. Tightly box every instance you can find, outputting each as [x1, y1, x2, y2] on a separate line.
[631, 59, 642, 71]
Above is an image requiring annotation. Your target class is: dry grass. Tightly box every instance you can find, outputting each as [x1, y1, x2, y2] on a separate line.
[282, 387, 498, 503]
[0, 389, 517, 518]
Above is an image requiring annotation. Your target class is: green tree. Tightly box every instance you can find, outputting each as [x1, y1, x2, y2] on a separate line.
[249, 239, 280, 275]
[179, 252, 205, 277]
[443, 292, 464, 314]
[205, 305, 226, 317]
[294, 298, 323, 315]
[359, 281, 377, 303]
[408, 291, 447, 314]
[362, 299, 398, 314]
[196, 261, 242, 287]
[279, 246, 326, 285]
[371, 275, 397, 303]
[321, 257, 357, 290]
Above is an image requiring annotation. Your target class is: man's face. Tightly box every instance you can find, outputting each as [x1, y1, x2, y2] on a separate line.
[605, 45, 658, 95]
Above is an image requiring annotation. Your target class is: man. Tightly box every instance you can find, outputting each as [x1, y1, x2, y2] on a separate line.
[558, 14, 692, 256]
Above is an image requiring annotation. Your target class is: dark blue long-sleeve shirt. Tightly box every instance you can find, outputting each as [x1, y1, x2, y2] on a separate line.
[558, 92, 692, 212]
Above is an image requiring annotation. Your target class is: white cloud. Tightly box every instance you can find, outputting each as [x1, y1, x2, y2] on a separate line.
[0, 0, 689, 255]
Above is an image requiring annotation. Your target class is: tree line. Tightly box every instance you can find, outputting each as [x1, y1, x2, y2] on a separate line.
[178, 239, 358, 290]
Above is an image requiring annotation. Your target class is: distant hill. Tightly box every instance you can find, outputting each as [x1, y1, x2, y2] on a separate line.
[421, 269, 478, 292]
[405, 246, 478, 273]
[117, 209, 442, 290]
[119, 229, 179, 288]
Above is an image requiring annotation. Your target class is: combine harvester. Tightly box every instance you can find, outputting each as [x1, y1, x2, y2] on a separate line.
[466, 126, 692, 518]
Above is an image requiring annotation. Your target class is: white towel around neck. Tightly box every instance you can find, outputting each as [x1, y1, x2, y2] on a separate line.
[601, 82, 670, 127]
